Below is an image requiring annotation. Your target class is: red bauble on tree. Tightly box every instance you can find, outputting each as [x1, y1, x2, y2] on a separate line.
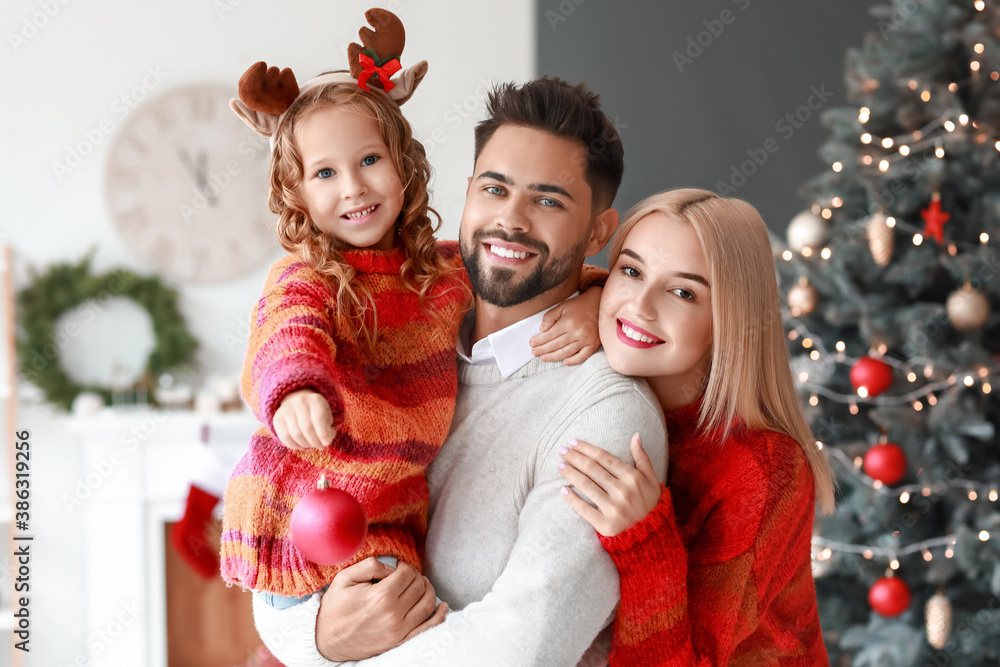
[290, 475, 368, 565]
[869, 576, 912, 616]
[850, 356, 894, 397]
[864, 442, 907, 485]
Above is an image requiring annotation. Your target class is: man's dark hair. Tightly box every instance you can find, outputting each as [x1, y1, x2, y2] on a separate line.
[473, 76, 624, 210]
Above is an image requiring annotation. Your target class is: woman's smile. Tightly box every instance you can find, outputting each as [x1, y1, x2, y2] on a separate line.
[616, 318, 665, 348]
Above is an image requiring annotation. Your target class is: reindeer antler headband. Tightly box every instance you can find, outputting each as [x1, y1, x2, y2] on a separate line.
[230, 8, 428, 148]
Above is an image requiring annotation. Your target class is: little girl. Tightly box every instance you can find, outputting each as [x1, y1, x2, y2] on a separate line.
[220, 8, 603, 629]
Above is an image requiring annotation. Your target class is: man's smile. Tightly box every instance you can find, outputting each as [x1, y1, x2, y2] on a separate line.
[482, 239, 539, 265]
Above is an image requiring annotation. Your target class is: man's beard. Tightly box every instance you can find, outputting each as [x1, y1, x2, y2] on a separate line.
[460, 229, 589, 307]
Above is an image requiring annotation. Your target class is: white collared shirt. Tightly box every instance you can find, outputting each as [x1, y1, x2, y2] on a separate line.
[457, 294, 578, 378]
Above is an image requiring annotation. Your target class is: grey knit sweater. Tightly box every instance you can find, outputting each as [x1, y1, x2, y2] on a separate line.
[254, 350, 667, 667]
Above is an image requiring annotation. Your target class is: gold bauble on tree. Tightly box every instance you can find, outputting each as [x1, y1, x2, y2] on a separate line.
[788, 277, 819, 316]
[866, 213, 894, 267]
[946, 283, 990, 330]
[925, 590, 952, 650]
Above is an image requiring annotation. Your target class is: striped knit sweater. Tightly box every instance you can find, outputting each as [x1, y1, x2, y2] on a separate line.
[221, 241, 471, 597]
[599, 400, 829, 666]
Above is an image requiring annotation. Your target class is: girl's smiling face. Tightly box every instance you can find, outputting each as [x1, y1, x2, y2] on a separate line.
[599, 212, 713, 406]
[294, 105, 404, 250]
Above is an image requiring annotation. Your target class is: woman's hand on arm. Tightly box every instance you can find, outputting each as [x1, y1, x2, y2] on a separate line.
[529, 286, 603, 365]
[315, 557, 448, 661]
[557, 434, 662, 537]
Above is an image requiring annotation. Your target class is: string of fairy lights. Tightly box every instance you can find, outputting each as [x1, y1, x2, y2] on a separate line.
[823, 447, 999, 501]
[785, 311, 998, 566]
[813, 450, 994, 569]
[813, 534, 958, 570]
[784, 317, 997, 409]
[787, 302, 998, 565]
[838, 77, 1000, 176]
[780, 3, 999, 252]
[785, 1, 999, 570]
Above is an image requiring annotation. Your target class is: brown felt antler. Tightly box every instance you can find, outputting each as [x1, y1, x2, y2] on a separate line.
[237, 61, 300, 115]
[230, 9, 426, 142]
[230, 61, 301, 138]
[348, 8, 406, 88]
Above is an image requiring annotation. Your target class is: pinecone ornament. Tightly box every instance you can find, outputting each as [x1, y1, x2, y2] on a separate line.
[867, 213, 894, 267]
[925, 590, 952, 650]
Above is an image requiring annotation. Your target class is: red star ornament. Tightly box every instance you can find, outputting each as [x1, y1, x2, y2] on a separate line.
[920, 193, 950, 244]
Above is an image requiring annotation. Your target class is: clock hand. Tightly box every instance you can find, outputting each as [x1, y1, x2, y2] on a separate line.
[177, 149, 218, 207]
[197, 151, 218, 207]
[177, 148, 200, 183]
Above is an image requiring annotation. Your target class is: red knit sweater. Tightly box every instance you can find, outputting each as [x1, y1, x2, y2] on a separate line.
[221, 243, 470, 597]
[598, 400, 829, 666]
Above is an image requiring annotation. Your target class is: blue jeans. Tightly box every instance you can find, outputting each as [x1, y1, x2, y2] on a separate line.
[254, 555, 399, 609]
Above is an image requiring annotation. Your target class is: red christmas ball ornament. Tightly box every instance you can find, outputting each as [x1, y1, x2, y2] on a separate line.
[290, 475, 368, 565]
[863, 442, 907, 485]
[850, 356, 894, 397]
[869, 576, 911, 616]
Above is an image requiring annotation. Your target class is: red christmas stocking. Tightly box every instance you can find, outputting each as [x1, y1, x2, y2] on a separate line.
[171, 484, 221, 579]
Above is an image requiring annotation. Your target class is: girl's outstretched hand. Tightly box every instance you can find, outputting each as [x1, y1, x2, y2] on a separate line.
[557, 434, 662, 537]
[273, 389, 337, 450]
[529, 286, 602, 365]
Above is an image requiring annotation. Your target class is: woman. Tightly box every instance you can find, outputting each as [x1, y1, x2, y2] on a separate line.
[558, 188, 836, 665]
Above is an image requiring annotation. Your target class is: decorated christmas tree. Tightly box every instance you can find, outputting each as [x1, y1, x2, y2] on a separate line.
[776, 1, 1000, 664]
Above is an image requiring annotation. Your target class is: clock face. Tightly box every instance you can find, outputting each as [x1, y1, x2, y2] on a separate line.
[105, 85, 276, 283]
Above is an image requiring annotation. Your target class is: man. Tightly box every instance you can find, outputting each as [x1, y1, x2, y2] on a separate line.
[258, 77, 667, 666]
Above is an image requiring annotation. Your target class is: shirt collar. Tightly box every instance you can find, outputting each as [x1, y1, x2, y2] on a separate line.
[457, 294, 578, 378]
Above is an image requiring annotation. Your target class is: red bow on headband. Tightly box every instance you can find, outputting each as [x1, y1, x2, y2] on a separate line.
[357, 54, 401, 92]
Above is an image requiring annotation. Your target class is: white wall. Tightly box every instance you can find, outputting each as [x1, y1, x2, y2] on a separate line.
[1, 2, 534, 665]
[2, 0, 536, 385]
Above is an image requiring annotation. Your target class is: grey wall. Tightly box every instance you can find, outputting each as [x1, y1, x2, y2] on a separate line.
[537, 0, 876, 259]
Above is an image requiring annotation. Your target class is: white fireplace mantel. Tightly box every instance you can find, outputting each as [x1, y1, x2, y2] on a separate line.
[66, 407, 256, 667]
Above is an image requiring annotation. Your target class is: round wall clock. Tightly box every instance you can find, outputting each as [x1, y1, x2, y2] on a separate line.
[104, 85, 276, 283]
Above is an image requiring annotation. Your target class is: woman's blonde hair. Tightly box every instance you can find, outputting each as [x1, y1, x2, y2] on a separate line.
[609, 188, 836, 514]
[268, 77, 468, 348]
